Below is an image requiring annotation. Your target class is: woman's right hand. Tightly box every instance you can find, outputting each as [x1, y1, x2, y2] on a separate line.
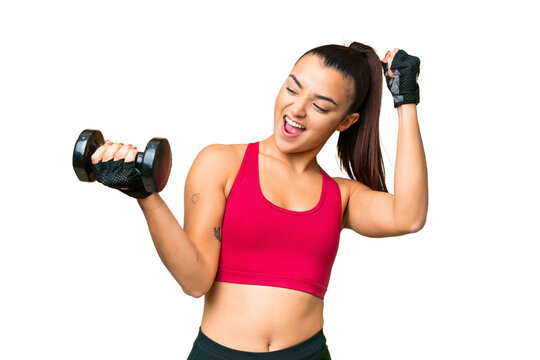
[91, 139, 138, 164]
[90, 140, 153, 199]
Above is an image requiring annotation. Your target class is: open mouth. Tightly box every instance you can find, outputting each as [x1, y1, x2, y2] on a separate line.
[283, 116, 306, 134]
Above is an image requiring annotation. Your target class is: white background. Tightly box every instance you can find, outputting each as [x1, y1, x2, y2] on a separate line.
[1, 0, 538, 359]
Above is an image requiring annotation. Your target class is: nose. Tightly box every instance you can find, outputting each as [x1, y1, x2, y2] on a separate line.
[290, 96, 308, 118]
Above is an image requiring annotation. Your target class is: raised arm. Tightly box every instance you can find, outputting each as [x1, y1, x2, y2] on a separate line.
[342, 103, 428, 237]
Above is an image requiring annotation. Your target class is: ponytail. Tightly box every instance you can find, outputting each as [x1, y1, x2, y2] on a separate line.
[301, 41, 387, 192]
[338, 42, 387, 192]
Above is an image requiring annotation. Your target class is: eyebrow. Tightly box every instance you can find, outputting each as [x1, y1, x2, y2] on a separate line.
[288, 74, 338, 107]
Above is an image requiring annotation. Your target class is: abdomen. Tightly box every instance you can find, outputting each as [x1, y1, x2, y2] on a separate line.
[200, 281, 324, 352]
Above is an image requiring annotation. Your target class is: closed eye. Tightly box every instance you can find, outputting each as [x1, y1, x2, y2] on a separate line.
[314, 105, 329, 113]
[286, 87, 297, 95]
[286, 87, 329, 113]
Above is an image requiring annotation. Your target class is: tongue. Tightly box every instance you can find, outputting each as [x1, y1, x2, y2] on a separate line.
[285, 120, 304, 134]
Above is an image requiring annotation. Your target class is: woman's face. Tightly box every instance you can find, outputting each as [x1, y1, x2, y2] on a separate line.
[273, 53, 359, 151]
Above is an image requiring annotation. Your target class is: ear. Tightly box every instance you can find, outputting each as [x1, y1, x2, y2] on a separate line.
[336, 113, 360, 132]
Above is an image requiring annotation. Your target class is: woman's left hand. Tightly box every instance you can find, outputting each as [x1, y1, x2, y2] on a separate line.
[381, 48, 421, 108]
[381, 48, 399, 78]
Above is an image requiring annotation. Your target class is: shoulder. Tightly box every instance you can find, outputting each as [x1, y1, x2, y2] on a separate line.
[192, 143, 247, 171]
[332, 176, 371, 192]
[195, 143, 235, 162]
[331, 175, 372, 204]
[190, 142, 249, 186]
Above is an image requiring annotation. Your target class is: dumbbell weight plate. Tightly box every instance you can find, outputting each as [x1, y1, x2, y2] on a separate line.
[73, 129, 105, 182]
[136, 138, 172, 193]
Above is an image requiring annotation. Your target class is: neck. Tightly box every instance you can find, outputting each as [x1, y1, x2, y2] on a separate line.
[259, 134, 324, 175]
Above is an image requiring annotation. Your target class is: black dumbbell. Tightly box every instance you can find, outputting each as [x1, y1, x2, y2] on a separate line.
[72, 129, 172, 193]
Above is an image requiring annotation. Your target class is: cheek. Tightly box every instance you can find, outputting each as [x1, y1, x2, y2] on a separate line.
[274, 92, 286, 111]
[310, 116, 340, 133]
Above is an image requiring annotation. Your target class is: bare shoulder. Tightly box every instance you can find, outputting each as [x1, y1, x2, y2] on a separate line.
[192, 142, 236, 175]
[195, 143, 236, 166]
[190, 143, 248, 195]
[332, 176, 371, 200]
[333, 175, 372, 190]
[331, 176, 351, 193]
[331, 176, 354, 225]
[331, 176, 373, 227]
[196, 143, 247, 164]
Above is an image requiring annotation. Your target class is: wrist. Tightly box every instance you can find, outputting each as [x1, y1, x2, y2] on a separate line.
[397, 103, 417, 117]
[137, 193, 164, 212]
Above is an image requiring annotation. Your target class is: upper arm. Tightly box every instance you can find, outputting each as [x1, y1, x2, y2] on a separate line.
[183, 143, 230, 294]
[340, 177, 412, 238]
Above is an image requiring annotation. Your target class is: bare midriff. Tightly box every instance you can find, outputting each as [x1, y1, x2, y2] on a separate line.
[200, 280, 325, 352]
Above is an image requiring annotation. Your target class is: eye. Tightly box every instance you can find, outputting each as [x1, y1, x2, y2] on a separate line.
[285, 87, 297, 95]
[285, 86, 329, 113]
[314, 104, 329, 113]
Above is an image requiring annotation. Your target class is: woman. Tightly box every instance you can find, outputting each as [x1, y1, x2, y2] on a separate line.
[90, 41, 428, 359]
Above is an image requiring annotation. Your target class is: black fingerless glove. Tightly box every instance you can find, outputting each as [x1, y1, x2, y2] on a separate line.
[381, 49, 421, 108]
[91, 159, 152, 199]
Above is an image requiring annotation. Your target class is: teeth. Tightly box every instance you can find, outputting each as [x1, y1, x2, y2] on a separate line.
[285, 116, 306, 129]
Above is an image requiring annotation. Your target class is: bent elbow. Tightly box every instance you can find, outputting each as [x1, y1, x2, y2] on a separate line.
[185, 280, 212, 299]
[185, 287, 205, 298]
[408, 217, 427, 233]
[180, 283, 204, 299]
[189, 291, 204, 299]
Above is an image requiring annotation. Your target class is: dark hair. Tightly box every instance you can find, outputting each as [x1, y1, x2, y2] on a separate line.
[298, 42, 388, 193]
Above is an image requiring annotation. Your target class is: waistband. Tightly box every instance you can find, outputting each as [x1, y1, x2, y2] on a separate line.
[193, 326, 328, 360]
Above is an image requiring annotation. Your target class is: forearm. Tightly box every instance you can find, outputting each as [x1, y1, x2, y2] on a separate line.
[393, 104, 428, 231]
[137, 193, 207, 297]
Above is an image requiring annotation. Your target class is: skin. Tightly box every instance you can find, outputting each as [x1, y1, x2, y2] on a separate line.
[382, 47, 399, 78]
[91, 48, 428, 352]
[91, 141, 137, 167]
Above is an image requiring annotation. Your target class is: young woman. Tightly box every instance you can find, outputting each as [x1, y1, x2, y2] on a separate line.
[90, 41, 428, 359]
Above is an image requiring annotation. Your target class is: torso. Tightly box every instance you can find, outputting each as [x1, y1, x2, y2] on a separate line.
[200, 143, 351, 352]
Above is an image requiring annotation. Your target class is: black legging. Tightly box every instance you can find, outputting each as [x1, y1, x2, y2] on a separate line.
[187, 326, 332, 360]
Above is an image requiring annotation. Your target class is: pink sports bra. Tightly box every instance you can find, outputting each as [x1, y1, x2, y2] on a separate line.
[214, 141, 342, 300]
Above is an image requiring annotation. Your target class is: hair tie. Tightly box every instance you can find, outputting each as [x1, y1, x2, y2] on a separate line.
[349, 46, 367, 57]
